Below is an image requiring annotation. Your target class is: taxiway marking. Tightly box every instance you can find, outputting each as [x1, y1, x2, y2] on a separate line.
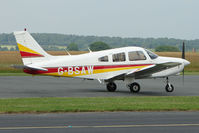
[1, 123, 199, 130]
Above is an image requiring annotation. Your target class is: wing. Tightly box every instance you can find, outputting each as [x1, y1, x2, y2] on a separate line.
[131, 62, 181, 79]
[105, 62, 181, 82]
[104, 68, 139, 82]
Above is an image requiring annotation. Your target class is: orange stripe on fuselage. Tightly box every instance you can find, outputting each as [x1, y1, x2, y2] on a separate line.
[24, 64, 153, 77]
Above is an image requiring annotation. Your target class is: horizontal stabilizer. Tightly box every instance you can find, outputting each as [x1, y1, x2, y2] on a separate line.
[26, 65, 48, 71]
[11, 64, 47, 71]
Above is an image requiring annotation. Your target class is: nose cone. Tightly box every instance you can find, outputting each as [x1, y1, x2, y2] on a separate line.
[183, 59, 190, 66]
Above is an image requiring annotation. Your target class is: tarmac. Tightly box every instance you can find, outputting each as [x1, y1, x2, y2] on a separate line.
[0, 75, 199, 97]
[0, 75, 199, 133]
[0, 112, 199, 133]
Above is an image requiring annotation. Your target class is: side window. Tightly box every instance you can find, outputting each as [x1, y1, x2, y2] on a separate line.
[98, 56, 108, 62]
[128, 51, 146, 61]
[112, 52, 126, 62]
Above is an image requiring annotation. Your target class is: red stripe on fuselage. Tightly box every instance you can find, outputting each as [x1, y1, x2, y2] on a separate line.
[23, 64, 153, 74]
[20, 51, 44, 58]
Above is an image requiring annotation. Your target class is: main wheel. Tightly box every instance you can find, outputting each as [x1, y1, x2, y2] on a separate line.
[129, 82, 140, 93]
[106, 82, 117, 92]
[165, 84, 174, 92]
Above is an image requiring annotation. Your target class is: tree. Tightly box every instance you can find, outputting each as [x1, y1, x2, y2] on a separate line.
[155, 45, 180, 52]
[89, 41, 111, 51]
[1, 33, 198, 51]
[10, 47, 15, 51]
[0, 46, 8, 51]
[67, 43, 79, 51]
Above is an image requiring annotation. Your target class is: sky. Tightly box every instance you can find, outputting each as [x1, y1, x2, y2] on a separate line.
[0, 0, 199, 39]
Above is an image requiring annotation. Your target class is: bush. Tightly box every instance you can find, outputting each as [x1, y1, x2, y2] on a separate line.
[67, 43, 79, 51]
[89, 42, 111, 51]
[155, 45, 180, 52]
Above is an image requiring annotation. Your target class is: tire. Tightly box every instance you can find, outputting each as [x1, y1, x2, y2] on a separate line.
[106, 82, 117, 92]
[165, 84, 174, 92]
[129, 82, 140, 93]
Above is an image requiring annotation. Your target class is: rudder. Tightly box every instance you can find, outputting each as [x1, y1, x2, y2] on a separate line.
[14, 31, 51, 65]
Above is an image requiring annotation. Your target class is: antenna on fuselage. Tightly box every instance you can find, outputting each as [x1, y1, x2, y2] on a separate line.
[88, 47, 92, 53]
[64, 48, 71, 56]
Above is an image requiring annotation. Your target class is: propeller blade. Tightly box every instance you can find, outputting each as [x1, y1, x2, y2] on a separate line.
[182, 69, 184, 85]
[182, 41, 185, 85]
[182, 41, 185, 59]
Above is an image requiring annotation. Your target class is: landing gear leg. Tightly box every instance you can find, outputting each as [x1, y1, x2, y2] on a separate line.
[106, 82, 117, 92]
[165, 77, 174, 92]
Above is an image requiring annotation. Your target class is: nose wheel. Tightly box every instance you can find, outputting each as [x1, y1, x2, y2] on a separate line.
[165, 77, 174, 92]
[106, 82, 117, 92]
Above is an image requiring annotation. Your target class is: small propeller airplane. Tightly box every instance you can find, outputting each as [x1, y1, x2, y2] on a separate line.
[13, 30, 190, 93]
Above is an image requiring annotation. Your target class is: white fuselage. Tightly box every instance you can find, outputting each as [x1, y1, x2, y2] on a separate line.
[25, 47, 190, 81]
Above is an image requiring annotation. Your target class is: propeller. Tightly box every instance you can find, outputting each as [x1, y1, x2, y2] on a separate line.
[182, 41, 185, 59]
[182, 41, 185, 84]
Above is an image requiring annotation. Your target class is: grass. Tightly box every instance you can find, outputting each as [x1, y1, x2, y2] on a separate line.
[0, 73, 29, 76]
[183, 72, 199, 75]
[0, 51, 199, 73]
[0, 96, 199, 113]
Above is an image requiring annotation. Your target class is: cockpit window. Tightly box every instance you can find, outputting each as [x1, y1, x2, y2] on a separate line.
[128, 51, 146, 61]
[112, 52, 126, 62]
[145, 49, 158, 59]
[98, 56, 108, 62]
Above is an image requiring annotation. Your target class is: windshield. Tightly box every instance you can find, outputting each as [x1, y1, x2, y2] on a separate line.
[145, 49, 158, 59]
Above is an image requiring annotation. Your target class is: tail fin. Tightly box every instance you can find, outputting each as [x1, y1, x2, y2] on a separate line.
[14, 31, 51, 65]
